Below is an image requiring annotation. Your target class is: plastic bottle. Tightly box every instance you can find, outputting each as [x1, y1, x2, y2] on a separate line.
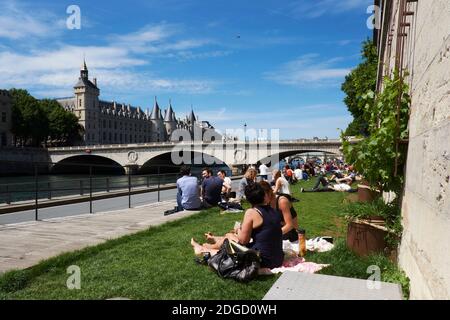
[297, 228, 307, 257]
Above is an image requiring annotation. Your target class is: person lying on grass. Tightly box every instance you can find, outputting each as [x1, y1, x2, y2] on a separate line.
[191, 182, 284, 269]
[300, 173, 358, 193]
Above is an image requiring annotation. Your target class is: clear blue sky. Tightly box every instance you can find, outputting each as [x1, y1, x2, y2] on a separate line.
[0, 0, 373, 139]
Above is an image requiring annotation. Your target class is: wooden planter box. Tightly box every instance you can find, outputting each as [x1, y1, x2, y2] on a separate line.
[357, 184, 380, 203]
[347, 218, 388, 257]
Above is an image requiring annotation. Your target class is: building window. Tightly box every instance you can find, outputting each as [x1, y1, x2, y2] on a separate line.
[79, 99, 82, 107]
[103, 132, 106, 141]
[120, 133, 122, 143]
[103, 120, 106, 128]
[1, 112, 6, 123]
[109, 120, 111, 129]
[114, 121, 117, 130]
[109, 132, 112, 141]
[114, 133, 117, 142]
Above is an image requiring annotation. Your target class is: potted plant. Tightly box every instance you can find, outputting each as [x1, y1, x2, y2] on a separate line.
[341, 198, 402, 261]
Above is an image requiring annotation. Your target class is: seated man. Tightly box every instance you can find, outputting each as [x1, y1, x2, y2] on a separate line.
[218, 170, 232, 201]
[201, 168, 223, 207]
[283, 165, 296, 184]
[294, 166, 303, 181]
[165, 166, 201, 215]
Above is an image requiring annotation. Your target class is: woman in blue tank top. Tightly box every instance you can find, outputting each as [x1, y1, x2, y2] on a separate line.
[190, 183, 284, 269]
[236, 183, 283, 269]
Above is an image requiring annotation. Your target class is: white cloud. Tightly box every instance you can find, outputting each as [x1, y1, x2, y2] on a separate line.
[0, 1, 61, 39]
[0, 22, 218, 96]
[288, 0, 372, 19]
[264, 54, 350, 87]
[114, 24, 175, 44]
[195, 107, 352, 139]
[110, 24, 212, 55]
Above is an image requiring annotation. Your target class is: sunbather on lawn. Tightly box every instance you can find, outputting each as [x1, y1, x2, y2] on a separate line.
[191, 182, 284, 269]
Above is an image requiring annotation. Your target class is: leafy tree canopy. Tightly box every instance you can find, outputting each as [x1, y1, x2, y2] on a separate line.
[341, 39, 378, 136]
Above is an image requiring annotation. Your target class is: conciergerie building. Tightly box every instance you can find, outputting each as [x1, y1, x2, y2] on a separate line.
[56, 60, 218, 146]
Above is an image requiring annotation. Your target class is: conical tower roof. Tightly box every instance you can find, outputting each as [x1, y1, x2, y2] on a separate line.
[164, 100, 176, 122]
[188, 109, 196, 123]
[150, 97, 162, 120]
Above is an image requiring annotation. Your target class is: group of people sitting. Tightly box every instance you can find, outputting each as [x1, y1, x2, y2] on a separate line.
[175, 160, 359, 270]
[168, 166, 233, 214]
[191, 179, 299, 269]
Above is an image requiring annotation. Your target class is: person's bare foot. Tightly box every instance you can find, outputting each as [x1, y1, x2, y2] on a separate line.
[204, 232, 216, 244]
[191, 238, 205, 256]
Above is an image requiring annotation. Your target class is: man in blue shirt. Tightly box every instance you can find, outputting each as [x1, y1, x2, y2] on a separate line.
[201, 168, 223, 208]
[176, 166, 202, 211]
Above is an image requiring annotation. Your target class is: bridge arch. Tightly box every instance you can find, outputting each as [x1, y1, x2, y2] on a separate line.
[139, 150, 233, 174]
[256, 149, 341, 168]
[51, 155, 125, 175]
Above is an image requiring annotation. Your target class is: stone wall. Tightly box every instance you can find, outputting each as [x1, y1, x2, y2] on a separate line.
[381, 0, 450, 299]
[0, 147, 50, 175]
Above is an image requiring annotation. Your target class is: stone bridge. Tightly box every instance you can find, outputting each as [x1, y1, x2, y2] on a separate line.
[48, 139, 343, 173]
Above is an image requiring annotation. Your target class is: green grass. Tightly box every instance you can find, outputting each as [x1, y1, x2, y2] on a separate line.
[0, 179, 409, 300]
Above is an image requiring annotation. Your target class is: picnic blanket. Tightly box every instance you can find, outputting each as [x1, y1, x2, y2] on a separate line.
[258, 250, 330, 275]
[282, 238, 334, 253]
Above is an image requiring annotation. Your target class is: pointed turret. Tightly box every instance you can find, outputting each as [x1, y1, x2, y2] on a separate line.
[150, 97, 166, 142]
[164, 99, 177, 140]
[150, 97, 162, 120]
[188, 107, 196, 124]
[164, 100, 176, 122]
[81, 59, 88, 80]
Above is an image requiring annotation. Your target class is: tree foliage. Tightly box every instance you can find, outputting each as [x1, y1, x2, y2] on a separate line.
[10, 89, 48, 147]
[9, 90, 83, 147]
[40, 99, 84, 146]
[342, 69, 410, 195]
[341, 39, 378, 136]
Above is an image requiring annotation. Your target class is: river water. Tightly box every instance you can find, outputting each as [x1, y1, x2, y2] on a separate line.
[0, 166, 231, 204]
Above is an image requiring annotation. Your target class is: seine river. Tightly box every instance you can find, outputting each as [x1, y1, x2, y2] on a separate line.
[0, 166, 231, 204]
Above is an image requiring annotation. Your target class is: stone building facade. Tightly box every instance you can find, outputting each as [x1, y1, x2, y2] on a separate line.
[0, 89, 12, 147]
[375, 0, 450, 299]
[57, 61, 218, 145]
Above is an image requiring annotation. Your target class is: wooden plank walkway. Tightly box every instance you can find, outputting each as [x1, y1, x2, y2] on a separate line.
[0, 200, 198, 273]
[263, 271, 403, 300]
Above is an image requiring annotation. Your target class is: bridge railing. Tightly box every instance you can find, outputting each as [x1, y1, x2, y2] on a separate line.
[47, 139, 342, 151]
[0, 159, 233, 221]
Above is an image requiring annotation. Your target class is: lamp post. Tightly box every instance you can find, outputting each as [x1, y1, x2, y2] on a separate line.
[244, 123, 247, 143]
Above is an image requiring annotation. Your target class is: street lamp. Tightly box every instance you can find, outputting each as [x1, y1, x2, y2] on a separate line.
[244, 123, 247, 142]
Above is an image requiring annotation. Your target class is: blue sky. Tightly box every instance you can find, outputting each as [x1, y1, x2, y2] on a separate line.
[0, 0, 373, 139]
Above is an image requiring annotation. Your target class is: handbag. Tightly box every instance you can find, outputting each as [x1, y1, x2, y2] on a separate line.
[207, 238, 261, 282]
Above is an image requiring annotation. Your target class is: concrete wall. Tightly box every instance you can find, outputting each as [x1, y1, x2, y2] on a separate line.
[382, 0, 450, 299]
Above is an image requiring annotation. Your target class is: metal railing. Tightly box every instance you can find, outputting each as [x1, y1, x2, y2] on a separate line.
[0, 159, 228, 220]
[46, 139, 342, 151]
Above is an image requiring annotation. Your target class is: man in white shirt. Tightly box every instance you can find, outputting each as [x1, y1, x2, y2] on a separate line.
[259, 163, 269, 181]
[218, 170, 232, 199]
[294, 166, 303, 180]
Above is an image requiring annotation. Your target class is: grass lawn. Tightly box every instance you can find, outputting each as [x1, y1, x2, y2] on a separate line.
[0, 179, 409, 299]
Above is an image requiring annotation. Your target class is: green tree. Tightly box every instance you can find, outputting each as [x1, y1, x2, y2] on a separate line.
[40, 99, 83, 146]
[9, 89, 49, 147]
[341, 39, 378, 136]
